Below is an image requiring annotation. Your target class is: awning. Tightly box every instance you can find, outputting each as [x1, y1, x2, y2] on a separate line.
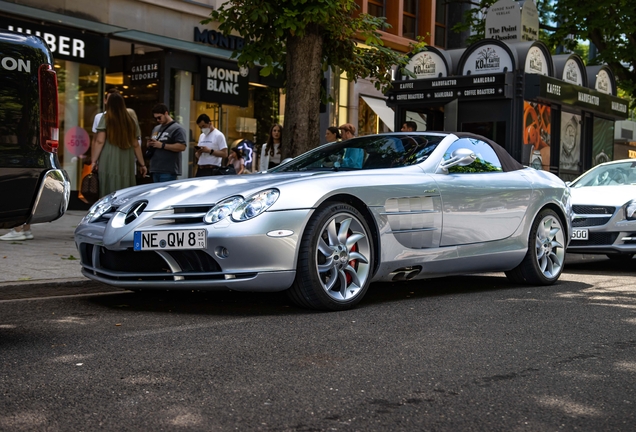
[0, 0, 233, 60]
[360, 95, 395, 131]
[110, 30, 232, 60]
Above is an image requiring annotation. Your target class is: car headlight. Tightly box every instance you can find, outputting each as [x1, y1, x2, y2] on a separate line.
[204, 196, 244, 224]
[626, 200, 636, 220]
[232, 189, 280, 222]
[83, 193, 115, 223]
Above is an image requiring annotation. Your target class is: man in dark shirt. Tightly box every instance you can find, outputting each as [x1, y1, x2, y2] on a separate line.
[147, 103, 187, 182]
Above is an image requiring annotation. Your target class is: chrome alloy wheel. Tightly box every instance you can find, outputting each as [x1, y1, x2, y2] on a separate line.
[314, 212, 371, 302]
[534, 214, 565, 279]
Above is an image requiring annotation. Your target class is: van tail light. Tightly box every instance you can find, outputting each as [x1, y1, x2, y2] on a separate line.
[38, 64, 59, 153]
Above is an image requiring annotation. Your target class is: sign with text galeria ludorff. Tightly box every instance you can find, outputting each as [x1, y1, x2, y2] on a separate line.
[485, 0, 539, 43]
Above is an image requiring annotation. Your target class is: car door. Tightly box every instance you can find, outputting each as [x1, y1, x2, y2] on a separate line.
[435, 138, 532, 246]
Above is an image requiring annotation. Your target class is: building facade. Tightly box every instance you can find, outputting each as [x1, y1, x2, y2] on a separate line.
[0, 0, 283, 208]
[322, 0, 466, 140]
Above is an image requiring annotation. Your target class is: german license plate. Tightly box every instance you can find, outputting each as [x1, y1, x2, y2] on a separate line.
[134, 229, 207, 251]
[571, 228, 588, 240]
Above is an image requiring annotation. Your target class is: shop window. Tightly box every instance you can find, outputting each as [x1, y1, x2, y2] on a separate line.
[368, 0, 384, 17]
[444, 138, 503, 173]
[55, 59, 101, 189]
[358, 96, 389, 136]
[403, 0, 417, 40]
[559, 112, 582, 181]
[435, 0, 446, 48]
[190, 85, 281, 175]
[522, 102, 551, 171]
[592, 117, 614, 166]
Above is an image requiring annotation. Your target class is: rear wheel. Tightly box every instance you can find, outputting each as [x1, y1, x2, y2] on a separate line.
[287, 203, 374, 311]
[506, 209, 566, 285]
[606, 254, 634, 261]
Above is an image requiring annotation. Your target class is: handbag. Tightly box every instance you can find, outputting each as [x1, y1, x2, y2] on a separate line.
[81, 166, 100, 204]
[218, 165, 236, 175]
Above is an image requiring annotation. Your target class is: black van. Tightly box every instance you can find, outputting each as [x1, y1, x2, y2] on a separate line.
[0, 30, 69, 229]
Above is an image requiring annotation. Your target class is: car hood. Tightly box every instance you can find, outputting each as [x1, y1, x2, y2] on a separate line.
[109, 172, 328, 211]
[570, 185, 636, 206]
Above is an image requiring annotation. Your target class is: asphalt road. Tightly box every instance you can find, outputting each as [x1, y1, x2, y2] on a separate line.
[1, 255, 635, 431]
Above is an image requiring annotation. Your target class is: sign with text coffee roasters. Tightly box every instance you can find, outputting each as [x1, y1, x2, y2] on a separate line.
[198, 58, 249, 106]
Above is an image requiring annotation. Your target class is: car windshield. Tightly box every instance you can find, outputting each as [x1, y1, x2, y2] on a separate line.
[571, 160, 636, 187]
[271, 134, 445, 172]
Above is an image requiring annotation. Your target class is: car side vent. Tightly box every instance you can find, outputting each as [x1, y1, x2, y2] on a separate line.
[125, 201, 148, 225]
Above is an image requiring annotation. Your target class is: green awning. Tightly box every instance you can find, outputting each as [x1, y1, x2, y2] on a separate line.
[110, 30, 232, 60]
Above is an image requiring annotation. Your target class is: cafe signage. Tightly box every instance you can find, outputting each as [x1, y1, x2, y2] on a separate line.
[526, 75, 628, 118]
[403, 50, 448, 79]
[389, 73, 513, 103]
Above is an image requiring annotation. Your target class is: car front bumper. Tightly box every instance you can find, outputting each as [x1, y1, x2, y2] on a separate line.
[75, 208, 313, 292]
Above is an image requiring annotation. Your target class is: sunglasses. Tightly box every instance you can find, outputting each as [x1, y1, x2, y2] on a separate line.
[154, 115, 163, 120]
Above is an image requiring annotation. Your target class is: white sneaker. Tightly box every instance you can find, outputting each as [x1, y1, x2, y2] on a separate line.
[0, 229, 27, 241]
[23, 230, 34, 240]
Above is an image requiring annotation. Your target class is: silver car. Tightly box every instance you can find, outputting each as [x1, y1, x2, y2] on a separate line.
[568, 159, 636, 260]
[75, 132, 571, 310]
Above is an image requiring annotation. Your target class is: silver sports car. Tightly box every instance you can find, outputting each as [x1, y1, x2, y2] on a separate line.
[568, 159, 636, 260]
[75, 132, 571, 310]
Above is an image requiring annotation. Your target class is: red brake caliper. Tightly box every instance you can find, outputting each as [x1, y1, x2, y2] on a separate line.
[347, 232, 357, 285]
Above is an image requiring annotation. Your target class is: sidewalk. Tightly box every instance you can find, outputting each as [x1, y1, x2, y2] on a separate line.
[0, 210, 88, 287]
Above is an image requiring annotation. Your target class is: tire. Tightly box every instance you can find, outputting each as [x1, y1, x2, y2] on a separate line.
[606, 254, 634, 261]
[287, 203, 374, 311]
[505, 209, 566, 285]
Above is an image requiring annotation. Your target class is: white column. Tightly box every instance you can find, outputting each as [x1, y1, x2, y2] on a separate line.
[174, 70, 192, 179]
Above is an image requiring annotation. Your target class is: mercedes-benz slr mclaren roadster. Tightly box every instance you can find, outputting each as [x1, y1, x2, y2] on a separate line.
[75, 132, 571, 310]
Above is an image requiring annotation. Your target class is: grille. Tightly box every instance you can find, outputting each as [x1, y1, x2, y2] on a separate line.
[570, 232, 619, 247]
[572, 217, 611, 227]
[157, 206, 214, 225]
[79, 244, 229, 282]
[573, 205, 615, 215]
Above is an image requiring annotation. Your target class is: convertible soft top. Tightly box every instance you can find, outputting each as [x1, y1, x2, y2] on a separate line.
[453, 132, 525, 172]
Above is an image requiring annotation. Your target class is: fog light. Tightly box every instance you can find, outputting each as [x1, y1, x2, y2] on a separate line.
[215, 246, 229, 259]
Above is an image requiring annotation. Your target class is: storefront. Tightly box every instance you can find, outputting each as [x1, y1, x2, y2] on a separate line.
[386, 39, 629, 181]
[0, 0, 284, 208]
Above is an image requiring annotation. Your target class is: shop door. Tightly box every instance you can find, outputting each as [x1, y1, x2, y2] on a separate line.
[458, 100, 512, 150]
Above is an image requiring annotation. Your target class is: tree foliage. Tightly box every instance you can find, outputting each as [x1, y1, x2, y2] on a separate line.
[452, 0, 636, 99]
[205, 0, 424, 157]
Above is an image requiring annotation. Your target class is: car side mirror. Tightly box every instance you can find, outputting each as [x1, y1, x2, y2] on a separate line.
[439, 148, 477, 172]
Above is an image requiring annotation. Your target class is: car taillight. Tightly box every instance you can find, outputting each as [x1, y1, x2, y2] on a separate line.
[38, 64, 59, 153]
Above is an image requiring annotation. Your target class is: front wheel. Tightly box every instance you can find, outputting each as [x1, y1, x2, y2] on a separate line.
[506, 209, 566, 285]
[287, 203, 374, 311]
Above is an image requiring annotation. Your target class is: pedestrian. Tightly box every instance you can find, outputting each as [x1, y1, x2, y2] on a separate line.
[325, 126, 341, 143]
[194, 113, 228, 177]
[0, 223, 33, 241]
[338, 123, 356, 140]
[91, 88, 120, 134]
[259, 124, 283, 171]
[91, 93, 147, 197]
[401, 121, 417, 132]
[147, 103, 187, 182]
[339, 123, 363, 168]
[227, 146, 246, 175]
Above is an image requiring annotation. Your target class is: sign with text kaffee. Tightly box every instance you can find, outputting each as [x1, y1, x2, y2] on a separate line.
[197, 58, 249, 107]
